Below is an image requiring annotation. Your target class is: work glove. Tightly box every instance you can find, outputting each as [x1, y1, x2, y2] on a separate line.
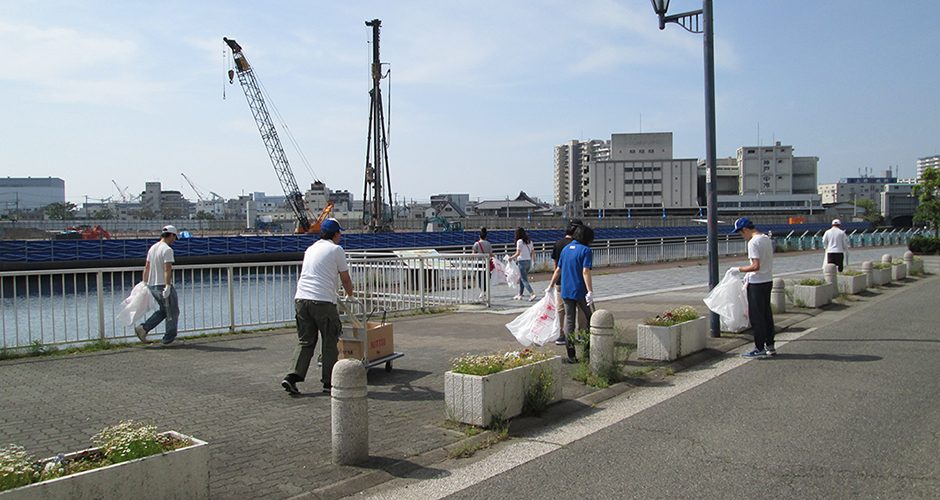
[162, 284, 172, 299]
[344, 295, 360, 304]
[728, 268, 741, 278]
[585, 291, 594, 307]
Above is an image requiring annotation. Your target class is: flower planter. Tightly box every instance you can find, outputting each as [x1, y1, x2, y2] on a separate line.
[0, 432, 209, 500]
[892, 263, 907, 281]
[837, 274, 867, 295]
[872, 267, 891, 285]
[908, 259, 924, 274]
[637, 316, 707, 361]
[791, 283, 832, 308]
[445, 356, 562, 427]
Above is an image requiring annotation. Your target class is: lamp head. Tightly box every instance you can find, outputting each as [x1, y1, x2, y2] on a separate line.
[651, 0, 670, 29]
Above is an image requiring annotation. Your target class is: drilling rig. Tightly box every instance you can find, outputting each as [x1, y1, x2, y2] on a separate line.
[362, 19, 394, 233]
[223, 37, 333, 234]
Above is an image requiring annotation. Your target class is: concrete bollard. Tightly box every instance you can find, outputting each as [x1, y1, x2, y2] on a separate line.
[331, 359, 368, 465]
[904, 251, 914, 268]
[589, 309, 615, 374]
[882, 254, 893, 282]
[823, 263, 838, 300]
[771, 278, 786, 314]
[862, 261, 873, 288]
[882, 254, 892, 265]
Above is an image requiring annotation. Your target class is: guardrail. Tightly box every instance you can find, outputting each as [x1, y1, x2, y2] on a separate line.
[0, 229, 916, 350]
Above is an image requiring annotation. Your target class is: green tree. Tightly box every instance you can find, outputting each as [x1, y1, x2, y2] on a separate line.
[45, 201, 77, 220]
[194, 210, 216, 220]
[139, 207, 157, 220]
[913, 167, 940, 235]
[852, 198, 884, 226]
[94, 208, 115, 220]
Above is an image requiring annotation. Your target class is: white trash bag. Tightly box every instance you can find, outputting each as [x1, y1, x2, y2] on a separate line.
[503, 256, 521, 289]
[703, 270, 750, 333]
[117, 282, 159, 328]
[505, 291, 560, 347]
[490, 257, 508, 286]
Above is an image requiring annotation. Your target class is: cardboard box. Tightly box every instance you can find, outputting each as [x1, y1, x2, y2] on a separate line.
[337, 322, 394, 361]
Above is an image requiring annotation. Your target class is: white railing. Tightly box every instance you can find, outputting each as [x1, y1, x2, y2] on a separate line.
[0, 230, 915, 350]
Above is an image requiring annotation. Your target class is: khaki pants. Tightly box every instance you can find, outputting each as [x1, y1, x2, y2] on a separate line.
[555, 285, 587, 338]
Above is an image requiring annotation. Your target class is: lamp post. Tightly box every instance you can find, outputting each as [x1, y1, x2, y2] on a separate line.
[651, 0, 720, 337]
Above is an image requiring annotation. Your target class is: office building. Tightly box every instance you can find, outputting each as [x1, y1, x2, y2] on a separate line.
[0, 177, 65, 213]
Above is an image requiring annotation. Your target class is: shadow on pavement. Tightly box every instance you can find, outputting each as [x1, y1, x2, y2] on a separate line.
[768, 353, 882, 362]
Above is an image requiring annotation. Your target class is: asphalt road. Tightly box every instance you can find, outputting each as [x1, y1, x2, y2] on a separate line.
[357, 271, 940, 500]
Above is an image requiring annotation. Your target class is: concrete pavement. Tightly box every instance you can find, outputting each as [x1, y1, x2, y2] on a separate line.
[0, 245, 923, 499]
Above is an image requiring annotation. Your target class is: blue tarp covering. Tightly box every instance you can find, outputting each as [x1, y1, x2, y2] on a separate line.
[0, 222, 873, 264]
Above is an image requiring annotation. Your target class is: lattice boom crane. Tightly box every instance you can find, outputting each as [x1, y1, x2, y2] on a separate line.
[223, 37, 331, 233]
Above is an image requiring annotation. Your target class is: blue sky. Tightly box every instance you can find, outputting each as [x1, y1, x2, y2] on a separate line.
[3, 0, 939, 206]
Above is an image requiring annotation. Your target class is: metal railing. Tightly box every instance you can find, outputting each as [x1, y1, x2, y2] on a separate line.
[1, 229, 916, 350]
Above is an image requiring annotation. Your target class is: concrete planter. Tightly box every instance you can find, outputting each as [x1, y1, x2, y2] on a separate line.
[909, 259, 924, 274]
[445, 356, 562, 427]
[0, 432, 209, 500]
[838, 273, 867, 295]
[791, 283, 832, 308]
[892, 263, 907, 281]
[872, 267, 891, 285]
[637, 316, 707, 361]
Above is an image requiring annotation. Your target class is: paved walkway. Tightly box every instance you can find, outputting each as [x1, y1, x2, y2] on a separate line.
[0, 246, 918, 499]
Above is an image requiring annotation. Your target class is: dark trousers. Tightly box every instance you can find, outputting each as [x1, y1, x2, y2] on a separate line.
[747, 281, 775, 350]
[563, 298, 593, 359]
[827, 252, 845, 272]
[288, 300, 341, 388]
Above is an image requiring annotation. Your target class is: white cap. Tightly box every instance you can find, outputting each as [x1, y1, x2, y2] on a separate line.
[162, 225, 178, 235]
[832, 219, 841, 226]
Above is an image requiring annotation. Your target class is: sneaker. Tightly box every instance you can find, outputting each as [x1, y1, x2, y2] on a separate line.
[562, 356, 578, 364]
[134, 325, 147, 343]
[161, 338, 185, 346]
[322, 384, 332, 394]
[765, 345, 777, 356]
[512, 295, 523, 300]
[528, 294, 537, 302]
[282, 379, 300, 395]
[554, 336, 567, 345]
[742, 348, 767, 358]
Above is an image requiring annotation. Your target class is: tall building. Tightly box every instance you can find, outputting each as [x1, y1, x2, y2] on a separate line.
[917, 155, 940, 180]
[140, 181, 189, 218]
[554, 139, 610, 207]
[817, 169, 897, 211]
[0, 177, 65, 213]
[581, 133, 698, 216]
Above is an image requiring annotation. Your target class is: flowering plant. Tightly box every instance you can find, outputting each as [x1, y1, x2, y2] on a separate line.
[0, 421, 189, 492]
[642, 305, 701, 327]
[450, 348, 554, 376]
[796, 278, 826, 286]
[840, 270, 863, 276]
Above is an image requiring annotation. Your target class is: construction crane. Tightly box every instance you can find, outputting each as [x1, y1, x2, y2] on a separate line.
[181, 173, 224, 202]
[363, 19, 394, 233]
[111, 180, 130, 203]
[223, 36, 332, 234]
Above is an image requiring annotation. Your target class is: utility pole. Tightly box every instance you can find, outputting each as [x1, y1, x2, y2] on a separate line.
[363, 19, 394, 233]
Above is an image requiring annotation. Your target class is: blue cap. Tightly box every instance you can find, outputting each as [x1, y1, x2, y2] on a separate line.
[321, 218, 344, 233]
[733, 217, 754, 233]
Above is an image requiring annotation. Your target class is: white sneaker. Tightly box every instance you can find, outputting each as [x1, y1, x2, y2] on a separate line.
[512, 295, 523, 300]
[135, 325, 147, 343]
[528, 294, 537, 302]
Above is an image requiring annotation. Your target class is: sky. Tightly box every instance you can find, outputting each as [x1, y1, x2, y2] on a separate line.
[3, 0, 940, 207]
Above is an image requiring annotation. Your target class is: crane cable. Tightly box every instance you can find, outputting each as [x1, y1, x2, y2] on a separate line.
[256, 77, 321, 184]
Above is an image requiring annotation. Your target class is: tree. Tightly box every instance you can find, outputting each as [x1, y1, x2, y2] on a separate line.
[139, 207, 157, 220]
[45, 202, 77, 220]
[194, 210, 216, 220]
[852, 198, 884, 226]
[912, 167, 940, 235]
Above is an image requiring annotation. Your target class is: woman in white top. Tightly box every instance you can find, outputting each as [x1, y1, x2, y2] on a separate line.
[508, 227, 536, 301]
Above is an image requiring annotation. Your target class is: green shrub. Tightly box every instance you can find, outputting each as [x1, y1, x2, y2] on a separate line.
[797, 278, 826, 286]
[909, 236, 940, 255]
[840, 270, 863, 276]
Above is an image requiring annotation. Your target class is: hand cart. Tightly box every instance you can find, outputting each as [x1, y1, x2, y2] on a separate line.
[319, 299, 404, 373]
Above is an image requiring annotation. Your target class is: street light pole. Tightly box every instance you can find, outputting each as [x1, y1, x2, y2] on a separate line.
[652, 0, 720, 337]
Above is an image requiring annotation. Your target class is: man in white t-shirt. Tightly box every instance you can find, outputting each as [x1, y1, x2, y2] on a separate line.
[729, 217, 776, 358]
[822, 218, 850, 272]
[135, 225, 181, 345]
[282, 218, 355, 395]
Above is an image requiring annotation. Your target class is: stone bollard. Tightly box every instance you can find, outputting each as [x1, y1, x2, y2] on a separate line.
[882, 254, 893, 282]
[771, 278, 786, 314]
[331, 359, 368, 465]
[823, 263, 838, 301]
[589, 309, 615, 375]
[862, 261, 873, 288]
[882, 254, 892, 265]
[904, 251, 914, 268]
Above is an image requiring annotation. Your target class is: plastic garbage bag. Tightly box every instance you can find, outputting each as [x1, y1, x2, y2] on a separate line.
[503, 256, 520, 289]
[117, 282, 159, 328]
[491, 257, 508, 286]
[703, 269, 750, 333]
[505, 291, 560, 347]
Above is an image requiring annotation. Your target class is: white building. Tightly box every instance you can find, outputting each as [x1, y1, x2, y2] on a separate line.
[581, 133, 698, 216]
[0, 177, 65, 213]
[917, 155, 940, 180]
[817, 170, 897, 212]
[554, 139, 610, 207]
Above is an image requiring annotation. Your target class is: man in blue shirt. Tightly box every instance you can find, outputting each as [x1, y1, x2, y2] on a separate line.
[547, 224, 594, 363]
